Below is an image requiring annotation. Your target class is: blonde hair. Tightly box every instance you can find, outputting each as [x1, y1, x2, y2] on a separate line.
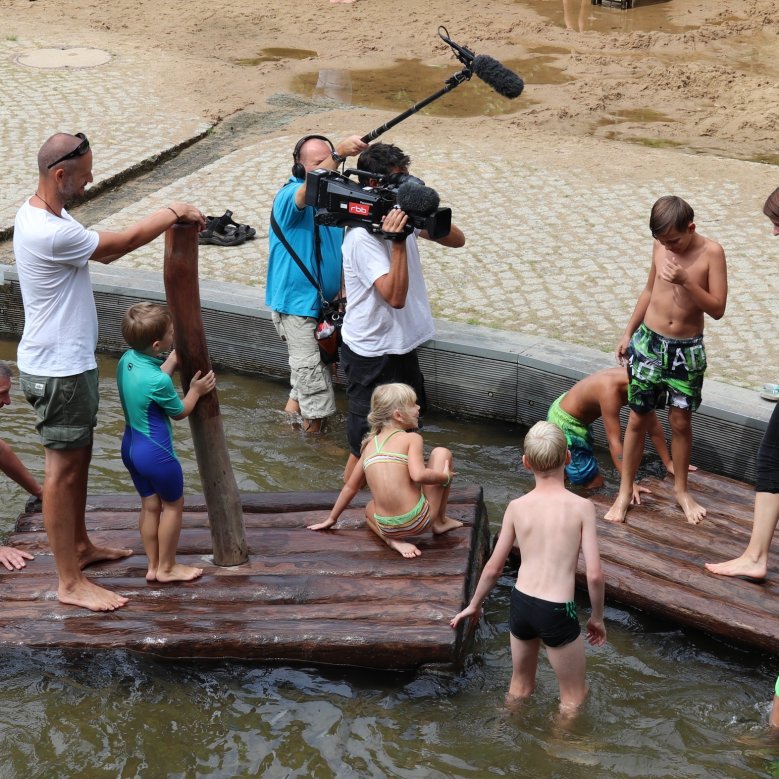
[361, 383, 417, 451]
[121, 302, 171, 350]
[523, 421, 567, 472]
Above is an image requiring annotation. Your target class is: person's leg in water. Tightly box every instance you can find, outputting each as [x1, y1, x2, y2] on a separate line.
[364, 499, 422, 559]
[546, 636, 588, 719]
[668, 406, 706, 524]
[505, 634, 540, 710]
[605, 410, 651, 522]
[771, 677, 779, 728]
[279, 314, 333, 434]
[422, 446, 463, 534]
[156, 496, 203, 582]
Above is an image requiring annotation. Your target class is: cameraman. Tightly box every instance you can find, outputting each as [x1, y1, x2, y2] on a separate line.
[340, 142, 465, 478]
[266, 133, 367, 433]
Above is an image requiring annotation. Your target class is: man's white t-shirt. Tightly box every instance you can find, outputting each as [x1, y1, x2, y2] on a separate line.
[14, 200, 100, 376]
[341, 227, 435, 357]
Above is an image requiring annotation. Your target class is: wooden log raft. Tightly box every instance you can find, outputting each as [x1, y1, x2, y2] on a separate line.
[585, 471, 779, 652]
[0, 486, 489, 669]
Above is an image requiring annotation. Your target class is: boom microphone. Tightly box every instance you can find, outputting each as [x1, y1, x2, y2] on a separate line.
[471, 54, 524, 99]
[439, 27, 524, 99]
[396, 181, 440, 216]
[361, 27, 525, 144]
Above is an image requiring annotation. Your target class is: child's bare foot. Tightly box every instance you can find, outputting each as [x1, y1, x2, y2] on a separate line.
[58, 578, 128, 611]
[705, 555, 767, 580]
[604, 493, 631, 523]
[388, 540, 422, 558]
[308, 518, 336, 531]
[146, 567, 157, 582]
[78, 543, 133, 569]
[677, 492, 706, 524]
[156, 564, 203, 583]
[432, 516, 463, 534]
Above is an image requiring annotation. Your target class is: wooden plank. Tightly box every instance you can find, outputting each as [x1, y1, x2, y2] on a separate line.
[579, 471, 779, 651]
[0, 488, 488, 669]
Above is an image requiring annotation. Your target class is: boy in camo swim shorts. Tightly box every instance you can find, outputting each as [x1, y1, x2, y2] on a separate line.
[626, 323, 707, 413]
[605, 195, 728, 526]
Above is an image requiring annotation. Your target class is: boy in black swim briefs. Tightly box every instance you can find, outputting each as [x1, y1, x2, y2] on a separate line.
[451, 421, 606, 717]
[605, 195, 727, 526]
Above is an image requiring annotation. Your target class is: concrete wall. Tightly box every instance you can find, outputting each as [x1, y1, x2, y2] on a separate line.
[0, 264, 770, 484]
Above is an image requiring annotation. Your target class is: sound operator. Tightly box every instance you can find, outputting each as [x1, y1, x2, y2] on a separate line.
[265, 133, 366, 434]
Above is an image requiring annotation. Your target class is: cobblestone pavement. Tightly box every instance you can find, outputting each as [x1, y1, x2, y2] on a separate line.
[2, 36, 778, 392]
[0, 37, 211, 229]
[92, 130, 779, 391]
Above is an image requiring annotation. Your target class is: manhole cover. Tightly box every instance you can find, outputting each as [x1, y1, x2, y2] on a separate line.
[14, 47, 112, 69]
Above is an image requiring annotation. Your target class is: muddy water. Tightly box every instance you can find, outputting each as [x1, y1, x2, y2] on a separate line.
[533, 0, 699, 34]
[0, 341, 777, 778]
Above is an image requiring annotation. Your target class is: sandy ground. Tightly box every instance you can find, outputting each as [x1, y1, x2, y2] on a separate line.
[1, 0, 777, 163]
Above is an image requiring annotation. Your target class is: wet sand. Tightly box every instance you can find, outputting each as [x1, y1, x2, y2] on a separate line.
[2, 0, 777, 163]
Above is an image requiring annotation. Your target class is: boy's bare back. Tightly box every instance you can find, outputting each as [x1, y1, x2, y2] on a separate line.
[509, 483, 596, 605]
[560, 367, 627, 427]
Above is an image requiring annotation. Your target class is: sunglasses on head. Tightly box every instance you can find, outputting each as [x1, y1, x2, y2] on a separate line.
[47, 133, 90, 169]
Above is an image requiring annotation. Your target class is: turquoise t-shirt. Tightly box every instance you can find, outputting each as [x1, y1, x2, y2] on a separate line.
[265, 178, 344, 317]
[117, 349, 184, 456]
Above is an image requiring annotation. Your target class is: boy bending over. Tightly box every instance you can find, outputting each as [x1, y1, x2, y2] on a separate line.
[451, 421, 606, 716]
[118, 303, 216, 582]
[548, 366, 691, 498]
[605, 196, 727, 524]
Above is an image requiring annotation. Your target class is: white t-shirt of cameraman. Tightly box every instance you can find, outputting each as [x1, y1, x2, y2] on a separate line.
[341, 226, 434, 357]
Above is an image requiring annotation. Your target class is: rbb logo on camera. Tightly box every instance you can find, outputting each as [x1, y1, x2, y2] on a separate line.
[348, 201, 372, 216]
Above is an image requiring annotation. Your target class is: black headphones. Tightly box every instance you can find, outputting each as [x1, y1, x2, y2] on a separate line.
[291, 134, 334, 179]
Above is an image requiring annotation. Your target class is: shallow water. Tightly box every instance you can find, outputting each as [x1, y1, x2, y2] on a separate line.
[0, 341, 777, 778]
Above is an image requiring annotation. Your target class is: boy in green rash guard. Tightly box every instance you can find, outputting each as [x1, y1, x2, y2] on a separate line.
[547, 367, 694, 501]
[117, 303, 215, 583]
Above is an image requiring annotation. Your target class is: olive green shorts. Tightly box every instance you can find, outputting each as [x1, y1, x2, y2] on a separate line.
[20, 369, 99, 450]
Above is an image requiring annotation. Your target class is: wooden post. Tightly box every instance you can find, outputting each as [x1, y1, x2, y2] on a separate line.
[163, 223, 248, 566]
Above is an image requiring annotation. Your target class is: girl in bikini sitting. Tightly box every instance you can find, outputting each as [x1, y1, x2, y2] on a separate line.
[308, 383, 463, 557]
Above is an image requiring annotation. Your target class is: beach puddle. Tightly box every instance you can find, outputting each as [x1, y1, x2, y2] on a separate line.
[289, 57, 570, 117]
[519, 0, 709, 34]
[596, 107, 675, 125]
[235, 47, 318, 65]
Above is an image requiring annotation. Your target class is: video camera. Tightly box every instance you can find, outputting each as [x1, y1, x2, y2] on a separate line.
[304, 168, 452, 240]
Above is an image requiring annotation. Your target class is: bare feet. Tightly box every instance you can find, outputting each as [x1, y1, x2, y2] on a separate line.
[432, 516, 464, 534]
[308, 518, 336, 531]
[146, 567, 157, 582]
[705, 555, 767, 580]
[604, 493, 631, 523]
[677, 491, 706, 524]
[78, 543, 133, 569]
[388, 539, 422, 558]
[58, 576, 128, 611]
[156, 563, 203, 583]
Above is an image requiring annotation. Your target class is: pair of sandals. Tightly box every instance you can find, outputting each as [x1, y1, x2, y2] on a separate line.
[199, 210, 256, 246]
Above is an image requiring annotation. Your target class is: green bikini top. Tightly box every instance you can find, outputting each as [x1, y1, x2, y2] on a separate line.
[362, 429, 409, 470]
